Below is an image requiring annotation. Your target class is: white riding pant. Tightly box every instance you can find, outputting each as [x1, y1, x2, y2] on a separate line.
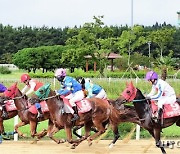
[157, 94, 176, 109]
[92, 89, 107, 99]
[65, 90, 85, 107]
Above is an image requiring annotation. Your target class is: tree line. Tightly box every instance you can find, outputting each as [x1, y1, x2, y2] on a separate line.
[0, 16, 180, 73]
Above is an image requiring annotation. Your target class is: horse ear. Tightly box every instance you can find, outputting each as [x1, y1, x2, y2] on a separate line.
[130, 81, 134, 88]
[126, 81, 129, 87]
[12, 82, 18, 87]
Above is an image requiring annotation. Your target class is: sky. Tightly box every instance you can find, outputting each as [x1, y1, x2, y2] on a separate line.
[0, 0, 180, 28]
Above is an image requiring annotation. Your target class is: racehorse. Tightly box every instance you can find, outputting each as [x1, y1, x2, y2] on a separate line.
[108, 98, 142, 147]
[119, 81, 180, 154]
[0, 96, 18, 138]
[29, 84, 110, 149]
[2, 82, 54, 143]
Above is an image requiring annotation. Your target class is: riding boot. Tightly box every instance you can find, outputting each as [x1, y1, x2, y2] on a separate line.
[157, 108, 163, 125]
[71, 106, 79, 122]
[37, 108, 44, 119]
[1, 104, 8, 119]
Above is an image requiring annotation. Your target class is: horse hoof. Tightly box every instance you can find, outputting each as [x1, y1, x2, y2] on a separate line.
[109, 143, 114, 149]
[58, 139, 65, 144]
[88, 141, 92, 146]
[65, 142, 71, 147]
[31, 140, 37, 144]
[22, 134, 27, 138]
[70, 144, 76, 149]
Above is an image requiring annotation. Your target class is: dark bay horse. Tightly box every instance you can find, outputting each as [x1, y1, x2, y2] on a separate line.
[30, 85, 110, 149]
[108, 98, 142, 147]
[0, 96, 18, 139]
[120, 81, 180, 154]
[2, 83, 54, 142]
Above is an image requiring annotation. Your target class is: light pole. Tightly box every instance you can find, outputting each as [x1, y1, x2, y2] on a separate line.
[177, 11, 180, 28]
[131, 0, 133, 28]
[147, 41, 151, 68]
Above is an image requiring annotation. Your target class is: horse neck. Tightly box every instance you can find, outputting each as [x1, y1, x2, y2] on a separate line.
[14, 90, 27, 110]
[133, 90, 149, 120]
[45, 90, 63, 112]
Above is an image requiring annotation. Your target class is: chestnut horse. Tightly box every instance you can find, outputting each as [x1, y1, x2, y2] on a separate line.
[2, 83, 54, 142]
[120, 81, 180, 154]
[0, 96, 18, 139]
[29, 84, 110, 149]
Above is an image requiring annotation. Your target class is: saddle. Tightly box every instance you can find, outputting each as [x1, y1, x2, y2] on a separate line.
[3, 100, 17, 112]
[151, 100, 180, 119]
[28, 101, 49, 114]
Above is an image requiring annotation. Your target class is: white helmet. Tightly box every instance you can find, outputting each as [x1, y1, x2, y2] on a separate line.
[85, 78, 92, 83]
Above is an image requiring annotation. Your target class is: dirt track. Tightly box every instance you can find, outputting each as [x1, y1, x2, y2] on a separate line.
[0, 140, 179, 154]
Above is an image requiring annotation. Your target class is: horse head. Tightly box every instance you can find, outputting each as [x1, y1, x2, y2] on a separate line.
[109, 98, 126, 111]
[4, 82, 19, 99]
[121, 81, 137, 102]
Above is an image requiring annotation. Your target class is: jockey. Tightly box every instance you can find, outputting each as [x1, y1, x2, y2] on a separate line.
[145, 71, 176, 123]
[21, 73, 44, 119]
[55, 68, 84, 122]
[0, 83, 8, 118]
[78, 77, 107, 99]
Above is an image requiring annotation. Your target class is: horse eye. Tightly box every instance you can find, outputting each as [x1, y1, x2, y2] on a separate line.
[127, 90, 131, 94]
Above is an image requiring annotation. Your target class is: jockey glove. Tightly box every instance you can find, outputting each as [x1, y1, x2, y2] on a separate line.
[145, 96, 151, 100]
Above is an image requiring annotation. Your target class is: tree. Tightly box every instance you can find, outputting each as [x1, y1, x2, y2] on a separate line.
[150, 28, 176, 60]
[116, 25, 147, 65]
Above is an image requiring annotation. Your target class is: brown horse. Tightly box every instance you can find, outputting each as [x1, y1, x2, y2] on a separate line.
[119, 81, 180, 154]
[29, 85, 110, 149]
[0, 96, 18, 138]
[2, 82, 54, 142]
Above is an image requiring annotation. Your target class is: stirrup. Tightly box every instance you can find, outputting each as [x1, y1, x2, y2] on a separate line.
[37, 113, 43, 119]
[2, 112, 8, 119]
[71, 114, 79, 122]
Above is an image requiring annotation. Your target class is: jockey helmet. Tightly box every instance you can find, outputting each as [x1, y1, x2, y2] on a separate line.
[21, 74, 31, 82]
[85, 78, 92, 83]
[145, 71, 158, 81]
[55, 68, 66, 77]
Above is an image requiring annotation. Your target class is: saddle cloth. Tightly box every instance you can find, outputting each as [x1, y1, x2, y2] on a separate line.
[62, 97, 92, 114]
[3, 100, 17, 111]
[28, 101, 49, 114]
[151, 100, 180, 118]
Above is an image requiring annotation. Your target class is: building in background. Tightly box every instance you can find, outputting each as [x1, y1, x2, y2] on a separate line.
[0, 64, 19, 70]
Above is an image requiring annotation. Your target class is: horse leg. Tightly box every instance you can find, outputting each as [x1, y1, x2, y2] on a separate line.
[36, 129, 47, 139]
[153, 128, 166, 154]
[29, 121, 38, 144]
[15, 121, 28, 137]
[65, 126, 73, 144]
[0, 119, 4, 135]
[87, 120, 106, 146]
[71, 123, 92, 149]
[73, 126, 82, 138]
[47, 121, 65, 144]
[109, 123, 120, 148]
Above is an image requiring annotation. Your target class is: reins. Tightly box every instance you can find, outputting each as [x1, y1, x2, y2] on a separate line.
[40, 94, 59, 101]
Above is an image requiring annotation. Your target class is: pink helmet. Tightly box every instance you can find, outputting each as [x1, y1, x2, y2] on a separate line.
[21, 74, 31, 82]
[145, 71, 158, 80]
[55, 68, 66, 77]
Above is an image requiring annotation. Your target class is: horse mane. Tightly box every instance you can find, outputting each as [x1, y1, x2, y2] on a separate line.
[135, 88, 146, 99]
